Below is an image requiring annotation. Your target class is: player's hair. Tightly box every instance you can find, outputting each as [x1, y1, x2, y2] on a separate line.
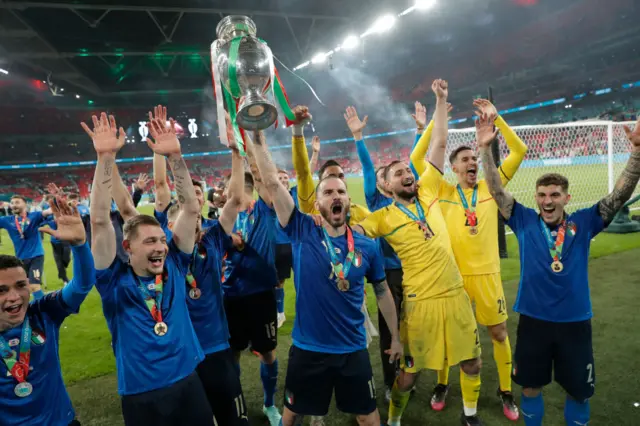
[224, 171, 254, 191]
[375, 166, 386, 178]
[315, 175, 346, 196]
[277, 169, 289, 175]
[536, 173, 569, 192]
[449, 146, 474, 165]
[0, 255, 25, 272]
[191, 179, 204, 193]
[167, 203, 181, 223]
[318, 160, 342, 179]
[10, 195, 26, 203]
[123, 214, 162, 240]
[383, 160, 404, 181]
[67, 193, 79, 200]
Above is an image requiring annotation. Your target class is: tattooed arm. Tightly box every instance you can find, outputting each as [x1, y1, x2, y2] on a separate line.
[598, 149, 640, 224]
[476, 112, 515, 220]
[111, 164, 138, 222]
[81, 113, 124, 269]
[166, 153, 199, 253]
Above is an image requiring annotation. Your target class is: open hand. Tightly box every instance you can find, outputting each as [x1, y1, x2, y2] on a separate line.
[473, 99, 498, 119]
[309, 214, 323, 227]
[47, 183, 63, 197]
[311, 135, 321, 153]
[344, 106, 368, 139]
[385, 339, 404, 363]
[432, 79, 448, 100]
[135, 173, 150, 191]
[623, 117, 640, 151]
[411, 101, 427, 130]
[475, 112, 499, 149]
[81, 112, 126, 155]
[39, 194, 86, 246]
[146, 116, 181, 157]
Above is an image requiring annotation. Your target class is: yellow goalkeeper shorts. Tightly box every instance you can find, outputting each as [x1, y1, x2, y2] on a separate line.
[463, 273, 508, 327]
[400, 289, 481, 373]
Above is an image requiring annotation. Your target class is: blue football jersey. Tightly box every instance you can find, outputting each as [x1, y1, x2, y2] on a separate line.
[222, 198, 278, 298]
[187, 222, 232, 355]
[95, 240, 204, 395]
[507, 202, 605, 322]
[0, 293, 77, 425]
[0, 212, 46, 260]
[284, 208, 386, 353]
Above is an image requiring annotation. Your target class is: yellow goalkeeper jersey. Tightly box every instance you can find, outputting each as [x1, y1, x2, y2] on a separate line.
[357, 162, 463, 301]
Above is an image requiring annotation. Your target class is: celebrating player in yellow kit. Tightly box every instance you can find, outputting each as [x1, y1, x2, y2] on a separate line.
[410, 98, 527, 421]
[354, 79, 484, 426]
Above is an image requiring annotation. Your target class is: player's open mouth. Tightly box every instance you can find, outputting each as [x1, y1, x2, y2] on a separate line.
[148, 256, 164, 267]
[542, 206, 555, 213]
[331, 202, 343, 215]
[402, 178, 414, 188]
[5, 303, 23, 316]
[467, 168, 477, 178]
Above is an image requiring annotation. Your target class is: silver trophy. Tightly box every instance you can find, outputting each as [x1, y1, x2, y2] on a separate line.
[213, 16, 278, 131]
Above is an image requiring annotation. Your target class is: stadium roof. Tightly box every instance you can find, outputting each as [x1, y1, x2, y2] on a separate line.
[0, 0, 639, 110]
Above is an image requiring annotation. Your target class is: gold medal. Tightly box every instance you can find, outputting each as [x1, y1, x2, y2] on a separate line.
[154, 321, 168, 336]
[337, 279, 350, 292]
[469, 226, 478, 236]
[189, 288, 201, 300]
[551, 261, 564, 273]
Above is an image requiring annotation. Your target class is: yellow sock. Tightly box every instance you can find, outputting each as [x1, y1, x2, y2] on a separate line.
[492, 336, 512, 392]
[460, 369, 481, 416]
[388, 378, 411, 422]
[437, 367, 450, 386]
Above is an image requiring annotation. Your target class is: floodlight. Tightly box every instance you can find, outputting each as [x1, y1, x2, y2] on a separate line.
[75, 94, 81, 99]
[311, 52, 327, 64]
[415, 0, 436, 10]
[0, 68, 8, 75]
[371, 14, 396, 34]
[294, 61, 310, 71]
[342, 35, 360, 50]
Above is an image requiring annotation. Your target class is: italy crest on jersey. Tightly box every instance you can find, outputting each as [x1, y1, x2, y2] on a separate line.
[567, 222, 577, 237]
[31, 329, 46, 345]
[353, 250, 362, 268]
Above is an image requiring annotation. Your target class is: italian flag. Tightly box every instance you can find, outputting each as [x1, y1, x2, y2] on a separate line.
[31, 330, 45, 345]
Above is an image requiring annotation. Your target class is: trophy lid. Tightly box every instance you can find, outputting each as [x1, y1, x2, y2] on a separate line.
[216, 16, 257, 42]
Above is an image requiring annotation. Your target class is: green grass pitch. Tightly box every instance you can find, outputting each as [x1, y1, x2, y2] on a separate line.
[2, 169, 640, 425]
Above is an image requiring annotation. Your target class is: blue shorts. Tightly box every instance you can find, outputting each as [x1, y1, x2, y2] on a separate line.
[284, 346, 376, 416]
[23, 256, 44, 285]
[513, 314, 595, 401]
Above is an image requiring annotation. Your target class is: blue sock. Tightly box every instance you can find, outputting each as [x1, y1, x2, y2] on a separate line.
[261, 359, 278, 407]
[275, 287, 285, 314]
[565, 397, 589, 425]
[32, 290, 44, 300]
[521, 393, 544, 426]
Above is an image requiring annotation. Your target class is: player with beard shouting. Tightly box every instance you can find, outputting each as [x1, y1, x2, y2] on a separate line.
[82, 112, 213, 426]
[479, 111, 640, 425]
[353, 80, 484, 426]
[247, 129, 402, 426]
[0, 192, 95, 425]
[410, 98, 527, 420]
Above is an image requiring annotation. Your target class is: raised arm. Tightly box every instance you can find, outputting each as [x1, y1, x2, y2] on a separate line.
[290, 105, 315, 213]
[150, 106, 171, 213]
[244, 133, 273, 206]
[344, 106, 377, 199]
[598, 118, 640, 223]
[218, 149, 244, 235]
[111, 165, 138, 222]
[39, 194, 96, 310]
[81, 113, 123, 269]
[476, 112, 515, 220]
[249, 131, 295, 227]
[146, 115, 199, 253]
[428, 79, 450, 172]
[309, 135, 321, 173]
[473, 99, 527, 185]
[132, 173, 149, 208]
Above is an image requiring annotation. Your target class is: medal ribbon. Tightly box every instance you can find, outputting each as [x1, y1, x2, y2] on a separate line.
[395, 199, 432, 235]
[14, 214, 29, 239]
[456, 184, 478, 226]
[539, 218, 566, 262]
[0, 317, 32, 383]
[321, 227, 355, 281]
[186, 246, 198, 290]
[135, 274, 164, 324]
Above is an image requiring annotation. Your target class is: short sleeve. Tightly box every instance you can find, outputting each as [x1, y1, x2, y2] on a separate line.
[356, 209, 384, 239]
[95, 257, 121, 294]
[154, 204, 170, 229]
[505, 201, 537, 234]
[200, 221, 232, 255]
[573, 203, 606, 237]
[417, 162, 444, 198]
[29, 291, 74, 326]
[167, 239, 191, 275]
[283, 208, 316, 242]
[29, 211, 45, 227]
[365, 242, 386, 284]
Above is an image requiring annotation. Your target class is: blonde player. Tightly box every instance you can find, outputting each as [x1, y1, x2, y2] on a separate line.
[410, 99, 526, 420]
[354, 79, 483, 426]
